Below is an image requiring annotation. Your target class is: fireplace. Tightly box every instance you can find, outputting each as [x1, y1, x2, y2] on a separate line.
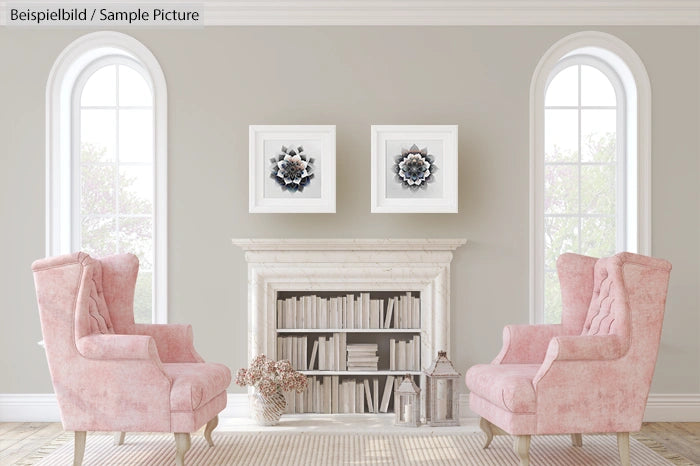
[233, 239, 466, 372]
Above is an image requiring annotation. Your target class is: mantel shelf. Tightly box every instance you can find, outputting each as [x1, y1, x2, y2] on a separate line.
[301, 370, 422, 376]
[277, 328, 420, 333]
[232, 238, 466, 251]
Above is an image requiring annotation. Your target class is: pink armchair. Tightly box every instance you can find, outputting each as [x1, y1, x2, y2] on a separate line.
[32, 252, 231, 466]
[466, 252, 671, 466]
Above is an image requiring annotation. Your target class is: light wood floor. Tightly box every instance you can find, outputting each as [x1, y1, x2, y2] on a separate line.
[0, 422, 698, 465]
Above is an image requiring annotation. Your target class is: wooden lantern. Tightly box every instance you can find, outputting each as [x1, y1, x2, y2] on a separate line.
[425, 350, 460, 426]
[394, 374, 421, 427]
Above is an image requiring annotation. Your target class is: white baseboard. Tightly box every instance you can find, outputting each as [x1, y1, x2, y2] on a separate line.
[0, 394, 62, 422]
[643, 394, 700, 422]
[222, 393, 250, 418]
[2, 392, 699, 423]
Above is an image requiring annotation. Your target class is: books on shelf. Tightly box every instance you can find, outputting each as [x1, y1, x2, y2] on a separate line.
[276, 293, 420, 329]
[276, 291, 422, 416]
[290, 375, 391, 414]
[389, 335, 421, 371]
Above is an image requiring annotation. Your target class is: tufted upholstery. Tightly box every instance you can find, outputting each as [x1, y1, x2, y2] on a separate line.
[581, 255, 630, 338]
[466, 252, 671, 440]
[79, 255, 115, 337]
[32, 252, 231, 438]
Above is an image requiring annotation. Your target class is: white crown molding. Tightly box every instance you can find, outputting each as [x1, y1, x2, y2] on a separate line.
[1, 393, 699, 422]
[2, 1, 700, 26]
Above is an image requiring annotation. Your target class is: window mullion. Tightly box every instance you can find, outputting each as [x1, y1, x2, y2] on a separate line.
[577, 64, 582, 255]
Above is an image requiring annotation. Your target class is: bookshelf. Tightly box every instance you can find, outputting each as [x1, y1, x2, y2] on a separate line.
[275, 291, 422, 415]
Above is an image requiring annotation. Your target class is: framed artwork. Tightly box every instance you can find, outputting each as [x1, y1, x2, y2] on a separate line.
[249, 125, 336, 213]
[371, 125, 458, 213]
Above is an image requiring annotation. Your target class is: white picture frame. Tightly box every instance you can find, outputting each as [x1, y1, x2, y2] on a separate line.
[371, 125, 458, 213]
[249, 125, 336, 213]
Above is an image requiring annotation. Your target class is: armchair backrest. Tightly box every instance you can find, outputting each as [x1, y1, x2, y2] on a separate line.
[32, 252, 140, 394]
[581, 254, 631, 339]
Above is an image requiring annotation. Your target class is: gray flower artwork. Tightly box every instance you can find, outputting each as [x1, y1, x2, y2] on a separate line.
[394, 144, 436, 190]
[270, 145, 315, 192]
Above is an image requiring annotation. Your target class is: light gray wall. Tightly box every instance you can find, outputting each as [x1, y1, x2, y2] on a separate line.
[1, 26, 697, 395]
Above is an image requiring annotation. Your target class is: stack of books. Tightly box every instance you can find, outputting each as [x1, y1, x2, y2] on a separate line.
[346, 343, 379, 371]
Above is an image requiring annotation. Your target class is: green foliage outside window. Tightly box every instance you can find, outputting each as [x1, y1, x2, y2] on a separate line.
[80, 143, 153, 323]
[544, 132, 617, 323]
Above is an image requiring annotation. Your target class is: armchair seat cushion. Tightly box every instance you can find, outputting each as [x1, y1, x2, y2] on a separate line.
[466, 364, 539, 414]
[163, 362, 232, 412]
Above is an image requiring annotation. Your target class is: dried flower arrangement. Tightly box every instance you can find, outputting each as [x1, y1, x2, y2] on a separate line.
[235, 354, 308, 397]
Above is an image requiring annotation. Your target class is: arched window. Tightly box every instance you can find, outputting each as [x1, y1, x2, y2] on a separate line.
[47, 32, 167, 323]
[530, 32, 651, 323]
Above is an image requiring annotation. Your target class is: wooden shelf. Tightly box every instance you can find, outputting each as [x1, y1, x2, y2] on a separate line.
[277, 328, 420, 333]
[301, 370, 421, 376]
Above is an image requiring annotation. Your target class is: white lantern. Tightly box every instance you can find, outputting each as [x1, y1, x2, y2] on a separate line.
[394, 374, 421, 427]
[425, 351, 460, 426]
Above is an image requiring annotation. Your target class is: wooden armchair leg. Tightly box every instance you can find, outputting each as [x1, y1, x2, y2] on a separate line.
[174, 432, 191, 466]
[571, 433, 582, 447]
[513, 435, 531, 466]
[204, 415, 219, 447]
[479, 417, 495, 449]
[617, 432, 630, 466]
[114, 432, 126, 446]
[73, 431, 86, 466]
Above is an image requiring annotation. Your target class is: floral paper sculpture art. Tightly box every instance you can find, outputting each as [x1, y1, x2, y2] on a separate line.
[394, 144, 436, 190]
[271, 145, 315, 192]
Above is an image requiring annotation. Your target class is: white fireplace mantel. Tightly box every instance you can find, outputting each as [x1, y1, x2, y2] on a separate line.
[232, 238, 467, 367]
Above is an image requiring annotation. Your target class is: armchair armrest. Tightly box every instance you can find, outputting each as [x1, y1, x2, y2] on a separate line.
[134, 323, 204, 363]
[77, 334, 160, 361]
[533, 334, 626, 386]
[544, 334, 625, 362]
[493, 324, 563, 364]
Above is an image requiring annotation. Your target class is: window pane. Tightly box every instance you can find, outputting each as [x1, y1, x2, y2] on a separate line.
[545, 109, 578, 162]
[581, 165, 616, 215]
[544, 271, 563, 324]
[544, 216, 579, 270]
[119, 166, 153, 215]
[581, 65, 616, 107]
[545, 165, 579, 214]
[81, 65, 116, 107]
[81, 216, 117, 257]
[545, 65, 578, 107]
[581, 216, 616, 258]
[80, 159, 115, 216]
[133, 271, 153, 324]
[119, 216, 153, 269]
[119, 65, 152, 107]
[81, 109, 116, 161]
[119, 109, 153, 163]
[581, 109, 616, 162]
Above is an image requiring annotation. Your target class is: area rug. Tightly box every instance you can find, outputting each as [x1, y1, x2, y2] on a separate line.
[34, 431, 674, 465]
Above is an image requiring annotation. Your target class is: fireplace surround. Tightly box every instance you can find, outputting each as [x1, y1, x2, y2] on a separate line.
[232, 239, 466, 370]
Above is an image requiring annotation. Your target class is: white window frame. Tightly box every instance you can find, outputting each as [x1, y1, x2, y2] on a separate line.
[530, 31, 652, 324]
[46, 31, 168, 324]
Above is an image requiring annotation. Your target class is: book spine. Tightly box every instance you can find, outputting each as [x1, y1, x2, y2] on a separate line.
[389, 338, 395, 371]
[331, 376, 339, 414]
[362, 293, 370, 329]
[277, 299, 284, 329]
